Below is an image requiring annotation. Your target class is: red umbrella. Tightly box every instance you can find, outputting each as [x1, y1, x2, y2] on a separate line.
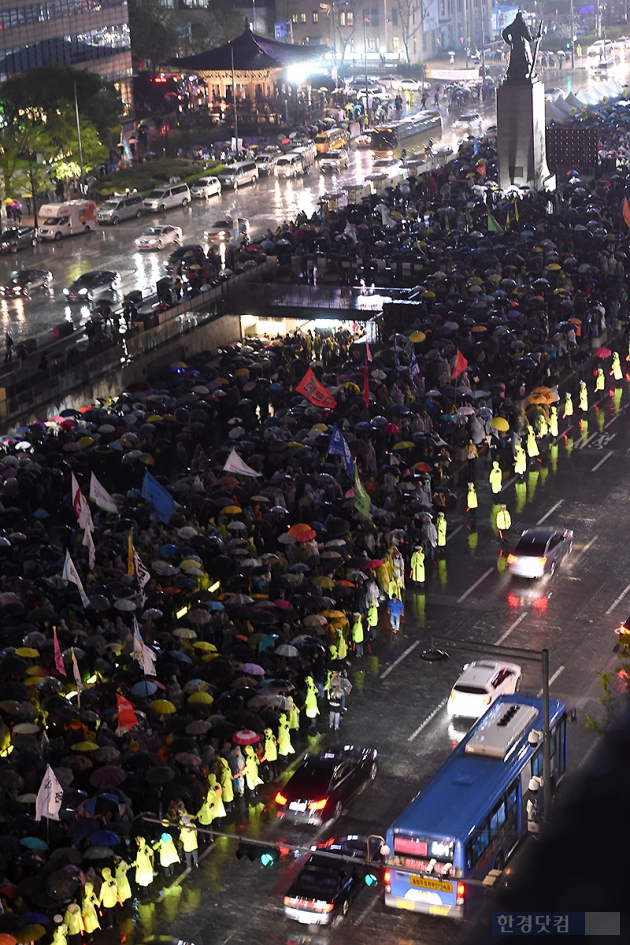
[414, 462, 433, 473]
[274, 599, 294, 610]
[295, 528, 317, 542]
[233, 729, 260, 745]
[594, 346, 612, 358]
[366, 559, 383, 569]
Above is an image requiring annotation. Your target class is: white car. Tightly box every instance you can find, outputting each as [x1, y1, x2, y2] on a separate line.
[452, 112, 482, 128]
[587, 39, 613, 57]
[190, 176, 221, 199]
[319, 149, 349, 171]
[447, 661, 522, 719]
[135, 225, 182, 250]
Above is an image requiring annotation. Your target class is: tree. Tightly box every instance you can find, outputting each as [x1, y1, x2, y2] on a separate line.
[205, 3, 245, 45]
[397, 0, 430, 64]
[127, 0, 178, 69]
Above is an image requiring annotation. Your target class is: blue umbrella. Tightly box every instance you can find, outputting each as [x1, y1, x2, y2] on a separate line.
[159, 544, 179, 556]
[206, 601, 224, 611]
[21, 913, 51, 925]
[20, 837, 48, 850]
[90, 830, 122, 847]
[32, 509, 49, 519]
[107, 442, 124, 451]
[309, 522, 326, 532]
[169, 650, 193, 663]
[131, 680, 158, 697]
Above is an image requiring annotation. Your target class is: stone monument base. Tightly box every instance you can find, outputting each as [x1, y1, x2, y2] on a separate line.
[496, 79, 556, 192]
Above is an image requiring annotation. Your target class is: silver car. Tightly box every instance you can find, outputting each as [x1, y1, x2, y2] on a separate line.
[507, 527, 574, 579]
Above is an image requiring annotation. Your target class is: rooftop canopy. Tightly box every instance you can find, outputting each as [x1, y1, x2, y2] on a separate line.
[169, 26, 322, 73]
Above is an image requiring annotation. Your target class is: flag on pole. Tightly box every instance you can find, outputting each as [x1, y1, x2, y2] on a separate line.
[71, 647, 82, 693]
[353, 462, 371, 518]
[465, 209, 473, 231]
[116, 694, 138, 735]
[62, 551, 90, 608]
[83, 525, 95, 570]
[453, 349, 469, 377]
[409, 349, 420, 381]
[365, 340, 373, 362]
[623, 197, 630, 229]
[513, 198, 520, 222]
[127, 534, 135, 577]
[35, 765, 63, 822]
[71, 474, 93, 533]
[362, 358, 370, 408]
[89, 472, 118, 514]
[142, 471, 175, 524]
[53, 628, 66, 677]
[487, 212, 504, 235]
[133, 618, 156, 676]
[134, 549, 151, 597]
[296, 368, 337, 410]
[505, 209, 511, 230]
[328, 425, 355, 475]
[223, 449, 262, 478]
[472, 137, 479, 157]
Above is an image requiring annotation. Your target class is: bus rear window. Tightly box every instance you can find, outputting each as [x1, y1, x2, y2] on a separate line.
[394, 837, 427, 857]
[371, 130, 395, 150]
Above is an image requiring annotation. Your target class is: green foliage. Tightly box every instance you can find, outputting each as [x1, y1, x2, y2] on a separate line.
[586, 642, 630, 733]
[128, 0, 178, 68]
[92, 158, 224, 197]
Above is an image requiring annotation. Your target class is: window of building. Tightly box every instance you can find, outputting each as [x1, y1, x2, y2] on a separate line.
[312, 10, 318, 21]
[440, 0, 445, 16]
[300, 12, 307, 22]
[367, 35, 377, 50]
[392, 35, 399, 51]
[346, 10, 353, 25]
[292, 12, 298, 22]
[391, 6, 398, 25]
[338, 10, 345, 24]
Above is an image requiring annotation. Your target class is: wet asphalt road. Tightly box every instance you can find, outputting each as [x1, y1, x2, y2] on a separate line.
[103, 375, 630, 945]
[0, 55, 624, 343]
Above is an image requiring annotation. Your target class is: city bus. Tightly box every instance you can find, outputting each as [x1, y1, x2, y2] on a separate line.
[384, 695, 568, 919]
[370, 112, 442, 159]
[314, 127, 350, 154]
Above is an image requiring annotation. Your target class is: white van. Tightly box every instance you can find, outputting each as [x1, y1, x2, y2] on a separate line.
[97, 192, 144, 225]
[190, 176, 221, 199]
[291, 141, 316, 167]
[143, 181, 191, 212]
[275, 153, 306, 179]
[39, 200, 98, 240]
[217, 161, 259, 189]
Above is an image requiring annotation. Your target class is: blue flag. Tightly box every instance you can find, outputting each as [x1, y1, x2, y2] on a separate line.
[409, 349, 420, 381]
[472, 137, 479, 157]
[142, 471, 175, 524]
[328, 424, 354, 475]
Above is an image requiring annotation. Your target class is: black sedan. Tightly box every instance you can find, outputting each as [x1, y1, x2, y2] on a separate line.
[2, 269, 52, 296]
[63, 270, 121, 302]
[164, 243, 206, 274]
[0, 226, 38, 253]
[275, 746, 377, 825]
[507, 526, 574, 579]
[283, 835, 384, 925]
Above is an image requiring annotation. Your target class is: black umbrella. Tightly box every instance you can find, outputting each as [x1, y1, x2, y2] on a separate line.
[144, 766, 176, 786]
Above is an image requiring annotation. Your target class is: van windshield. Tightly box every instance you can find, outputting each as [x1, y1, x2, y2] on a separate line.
[100, 201, 118, 211]
[43, 218, 61, 225]
[147, 190, 164, 199]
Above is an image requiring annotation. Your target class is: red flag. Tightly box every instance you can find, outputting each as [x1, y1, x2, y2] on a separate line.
[624, 197, 630, 229]
[365, 340, 373, 362]
[453, 349, 469, 377]
[53, 628, 66, 677]
[296, 368, 337, 410]
[116, 694, 138, 734]
[362, 358, 370, 408]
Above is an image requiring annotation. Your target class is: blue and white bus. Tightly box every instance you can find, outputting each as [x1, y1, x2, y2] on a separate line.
[384, 695, 568, 919]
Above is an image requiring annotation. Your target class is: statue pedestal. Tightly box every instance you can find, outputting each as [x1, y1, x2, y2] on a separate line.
[496, 79, 555, 192]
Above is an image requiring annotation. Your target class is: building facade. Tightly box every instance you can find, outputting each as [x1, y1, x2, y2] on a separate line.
[0, 0, 133, 106]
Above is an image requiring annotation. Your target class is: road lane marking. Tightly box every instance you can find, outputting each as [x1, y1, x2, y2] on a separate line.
[449, 524, 464, 540]
[501, 475, 516, 493]
[538, 665, 565, 696]
[355, 896, 379, 926]
[576, 432, 598, 450]
[591, 450, 613, 472]
[457, 568, 493, 603]
[536, 499, 563, 525]
[408, 698, 448, 742]
[569, 535, 598, 569]
[604, 414, 620, 428]
[605, 581, 630, 615]
[380, 640, 420, 679]
[496, 612, 528, 645]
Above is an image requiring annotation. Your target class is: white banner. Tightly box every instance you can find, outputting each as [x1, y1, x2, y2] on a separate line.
[224, 449, 262, 478]
[90, 472, 118, 514]
[62, 551, 90, 608]
[35, 765, 63, 822]
[423, 0, 439, 33]
[428, 68, 480, 81]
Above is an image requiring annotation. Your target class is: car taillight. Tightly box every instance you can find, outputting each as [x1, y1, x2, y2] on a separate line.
[538, 557, 547, 566]
[506, 554, 518, 564]
[313, 902, 335, 913]
[456, 882, 465, 905]
[482, 695, 491, 704]
[275, 792, 287, 805]
[283, 896, 298, 906]
[308, 799, 327, 811]
[384, 868, 391, 891]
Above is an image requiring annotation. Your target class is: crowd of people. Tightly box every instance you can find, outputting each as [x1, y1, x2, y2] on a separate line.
[0, 89, 630, 945]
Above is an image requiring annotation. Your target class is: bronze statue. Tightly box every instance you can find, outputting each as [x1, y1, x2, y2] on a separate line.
[502, 12, 543, 83]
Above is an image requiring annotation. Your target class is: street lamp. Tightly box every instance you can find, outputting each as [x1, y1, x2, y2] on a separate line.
[420, 636, 553, 823]
[229, 41, 239, 154]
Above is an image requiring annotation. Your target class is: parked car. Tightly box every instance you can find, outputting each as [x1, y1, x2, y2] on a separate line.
[135, 225, 182, 250]
[452, 112, 482, 128]
[587, 38, 613, 57]
[447, 661, 522, 719]
[0, 226, 38, 253]
[319, 149, 349, 171]
[275, 746, 377, 825]
[507, 527, 574, 579]
[63, 270, 121, 302]
[1, 269, 53, 297]
[190, 176, 221, 199]
[97, 192, 143, 225]
[255, 153, 280, 175]
[283, 835, 384, 925]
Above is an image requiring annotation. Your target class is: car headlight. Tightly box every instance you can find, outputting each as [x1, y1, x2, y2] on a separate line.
[63, 288, 70, 296]
[78, 288, 88, 296]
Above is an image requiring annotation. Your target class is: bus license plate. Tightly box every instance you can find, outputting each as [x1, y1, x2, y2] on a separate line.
[430, 905, 450, 916]
[410, 876, 453, 894]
